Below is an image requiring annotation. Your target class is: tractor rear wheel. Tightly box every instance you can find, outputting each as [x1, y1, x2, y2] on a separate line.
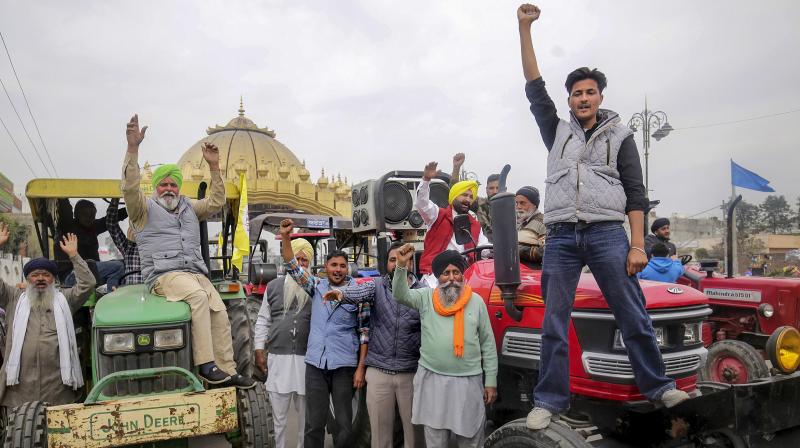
[700, 339, 769, 384]
[245, 295, 267, 383]
[484, 418, 591, 448]
[227, 298, 255, 378]
[4, 401, 47, 448]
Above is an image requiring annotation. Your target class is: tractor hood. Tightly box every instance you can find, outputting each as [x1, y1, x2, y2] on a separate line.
[94, 285, 191, 327]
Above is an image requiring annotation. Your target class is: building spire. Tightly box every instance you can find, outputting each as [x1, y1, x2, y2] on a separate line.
[238, 96, 245, 117]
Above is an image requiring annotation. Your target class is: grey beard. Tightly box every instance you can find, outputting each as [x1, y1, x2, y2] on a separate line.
[155, 193, 179, 211]
[516, 209, 534, 228]
[437, 280, 463, 307]
[26, 283, 55, 313]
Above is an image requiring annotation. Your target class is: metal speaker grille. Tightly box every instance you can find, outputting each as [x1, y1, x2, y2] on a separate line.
[430, 182, 450, 208]
[360, 185, 369, 205]
[352, 188, 360, 206]
[383, 181, 413, 224]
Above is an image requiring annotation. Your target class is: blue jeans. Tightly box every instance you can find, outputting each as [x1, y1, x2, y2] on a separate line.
[64, 259, 125, 290]
[533, 222, 674, 413]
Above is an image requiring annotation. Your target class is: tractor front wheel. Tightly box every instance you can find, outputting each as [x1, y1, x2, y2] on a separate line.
[700, 339, 769, 384]
[4, 401, 47, 448]
[230, 385, 275, 448]
[484, 418, 591, 448]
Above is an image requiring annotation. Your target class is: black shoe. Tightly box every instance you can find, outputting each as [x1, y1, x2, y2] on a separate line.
[198, 365, 232, 385]
[222, 374, 257, 389]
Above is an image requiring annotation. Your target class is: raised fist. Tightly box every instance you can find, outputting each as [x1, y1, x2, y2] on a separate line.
[517, 4, 541, 25]
[126, 114, 148, 149]
[452, 153, 465, 168]
[279, 219, 294, 238]
[395, 243, 416, 267]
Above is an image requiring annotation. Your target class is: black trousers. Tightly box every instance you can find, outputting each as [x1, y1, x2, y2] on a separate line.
[304, 364, 356, 448]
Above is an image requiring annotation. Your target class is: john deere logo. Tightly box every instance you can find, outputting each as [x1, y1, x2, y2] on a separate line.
[137, 334, 151, 346]
[667, 287, 684, 295]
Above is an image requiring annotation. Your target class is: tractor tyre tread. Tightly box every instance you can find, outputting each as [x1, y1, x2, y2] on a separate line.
[484, 418, 591, 448]
[702, 339, 769, 383]
[4, 401, 47, 448]
[235, 385, 275, 448]
[227, 297, 255, 378]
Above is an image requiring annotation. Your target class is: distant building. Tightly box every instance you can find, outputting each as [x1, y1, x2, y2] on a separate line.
[649, 212, 726, 255]
[0, 172, 13, 213]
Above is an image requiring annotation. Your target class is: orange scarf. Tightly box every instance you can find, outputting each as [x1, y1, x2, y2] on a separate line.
[432, 284, 473, 358]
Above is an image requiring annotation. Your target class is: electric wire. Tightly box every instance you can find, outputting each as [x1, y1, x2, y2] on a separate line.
[0, 114, 37, 177]
[672, 108, 800, 131]
[0, 32, 58, 176]
[0, 76, 51, 176]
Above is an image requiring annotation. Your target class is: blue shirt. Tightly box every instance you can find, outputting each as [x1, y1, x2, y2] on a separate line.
[638, 257, 684, 283]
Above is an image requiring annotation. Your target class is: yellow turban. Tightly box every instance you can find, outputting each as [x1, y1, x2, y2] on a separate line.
[291, 238, 314, 259]
[152, 164, 183, 190]
[448, 180, 479, 205]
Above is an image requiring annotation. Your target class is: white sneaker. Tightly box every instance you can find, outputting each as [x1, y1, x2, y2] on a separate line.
[660, 388, 690, 408]
[525, 407, 553, 430]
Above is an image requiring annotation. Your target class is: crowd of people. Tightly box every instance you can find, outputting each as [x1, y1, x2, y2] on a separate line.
[0, 3, 699, 448]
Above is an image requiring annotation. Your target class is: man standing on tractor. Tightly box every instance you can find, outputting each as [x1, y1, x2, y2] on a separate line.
[417, 159, 489, 288]
[515, 186, 546, 268]
[0, 225, 94, 409]
[388, 246, 496, 448]
[278, 219, 370, 448]
[645, 217, 677, 258]
[516, 4, 689, 430]
[451, 153, 499, 243]
[121, 114, 254, 389]
[322, 241, 426, 448]
[254, 237, 315, 448]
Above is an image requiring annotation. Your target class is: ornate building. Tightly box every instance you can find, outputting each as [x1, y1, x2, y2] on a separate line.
[142, 100, 352, 218]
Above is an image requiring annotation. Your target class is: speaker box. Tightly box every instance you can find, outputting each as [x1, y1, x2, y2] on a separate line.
[351, 177, 450, 233]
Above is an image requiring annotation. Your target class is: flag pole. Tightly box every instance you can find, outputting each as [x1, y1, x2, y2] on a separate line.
[730, 180, 737, 276]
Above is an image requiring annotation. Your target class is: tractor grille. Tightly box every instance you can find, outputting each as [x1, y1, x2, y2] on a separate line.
[501, 331, 542, 360]
[583, 347, 706, 380]
[96, 323, 192, 398]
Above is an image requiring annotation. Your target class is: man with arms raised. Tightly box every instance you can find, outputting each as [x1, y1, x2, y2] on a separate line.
[390, 245, 496, 448]
[517, 4, 689, 430]
[254, 237, 315, 448]
[122, 114, 254, 389]
[0, 226, 93, 410]
[417, 158, 489, 287]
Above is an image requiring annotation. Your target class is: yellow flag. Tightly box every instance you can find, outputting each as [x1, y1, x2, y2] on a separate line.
[232, 174, 250, 271]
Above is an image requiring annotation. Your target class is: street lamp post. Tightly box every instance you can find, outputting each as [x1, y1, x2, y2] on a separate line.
[627, 99, 673, 193]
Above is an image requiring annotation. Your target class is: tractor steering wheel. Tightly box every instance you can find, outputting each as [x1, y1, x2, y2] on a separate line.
[460, 245, 494, 261]
[679, 254, 693, 266]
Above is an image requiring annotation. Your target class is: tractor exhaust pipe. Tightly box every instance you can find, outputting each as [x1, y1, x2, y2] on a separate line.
[491, 165, 522, 321]
[726, 195, 742, 279]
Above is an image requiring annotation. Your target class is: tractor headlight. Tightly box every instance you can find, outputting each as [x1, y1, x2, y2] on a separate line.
[683, 322, 702, 344]
[615, 327, 666, 350]
[767, 326, 800, 374]
[154, 329, 185, 350]
[759, 303, 775, 318]
[103, 332, 135, 353]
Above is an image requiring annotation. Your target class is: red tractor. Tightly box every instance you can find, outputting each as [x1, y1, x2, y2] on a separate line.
[678, 195, 800, 386]
[363, 167, 800, 447]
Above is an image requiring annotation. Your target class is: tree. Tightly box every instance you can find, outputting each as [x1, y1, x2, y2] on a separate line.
[735, 200, 761, 235]
[759, 195, 793, 234]
[0, 214, 30, 256]
[796, 196, 800, 227]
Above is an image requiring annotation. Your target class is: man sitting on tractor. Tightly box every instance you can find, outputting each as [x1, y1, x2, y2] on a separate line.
[121, 114, 254, 389]
[254, 237, 314, 448]
[638, 243, 684, 283]
[390, 246, 497, 448]
[417, 158, 489, 288]
[278, 218, 370, 448]
[645, 217, 677, 258]
[0, 225, 94, 410]
[515, 186, 546, 268]
[106, 198, 142, 285]
[517, 4, 689, 430]
[322, 241, 426, 448]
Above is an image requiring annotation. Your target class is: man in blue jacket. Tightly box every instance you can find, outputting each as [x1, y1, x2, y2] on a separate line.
[638, 243, 684, 283]
[278, 219, 369, 448]
[324, 242, 424, 448]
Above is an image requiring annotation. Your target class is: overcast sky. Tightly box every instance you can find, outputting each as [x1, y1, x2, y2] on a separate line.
[1, 0, 799, 218]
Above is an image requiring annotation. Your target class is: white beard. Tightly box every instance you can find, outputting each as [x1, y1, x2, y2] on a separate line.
[283, 275, 309, 313]
[155, 192, 179, 211]
[437, 280, 463, 307]
[26, 283, 55, 313]
[516, 209, 534, 228]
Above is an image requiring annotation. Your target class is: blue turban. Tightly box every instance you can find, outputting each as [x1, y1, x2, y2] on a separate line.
[23, 258, 58, 277]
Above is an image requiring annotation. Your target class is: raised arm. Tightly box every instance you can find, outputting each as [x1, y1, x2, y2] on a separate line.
[60, 234, 97, 313]
[0, 223, 16, 309]
[105, 199, 131, 254]
[416, 161, 441, 226]
[518, 4, 542, 82]
[191, 142, 225, 221]
[449, 153, 464, 186]
[391, 244, 427, 309]
[278, 219, 315, 297]
[122, 114, 149, 231]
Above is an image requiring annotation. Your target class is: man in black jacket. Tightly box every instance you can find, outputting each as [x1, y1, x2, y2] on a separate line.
[645, 217, 677, 258]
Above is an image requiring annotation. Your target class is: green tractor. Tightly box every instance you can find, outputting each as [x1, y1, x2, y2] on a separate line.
[8, 178, 274, 448]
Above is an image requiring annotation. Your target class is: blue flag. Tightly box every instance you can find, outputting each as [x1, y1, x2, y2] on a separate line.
[731, 160, 775, 192]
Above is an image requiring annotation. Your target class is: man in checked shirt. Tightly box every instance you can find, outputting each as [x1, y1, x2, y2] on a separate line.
[105, 198, 142, 285]
[278, 219, 370, 448]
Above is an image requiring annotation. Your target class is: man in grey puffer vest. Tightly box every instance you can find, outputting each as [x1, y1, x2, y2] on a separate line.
[324, 242, 425, 448]
[122, 114, 254, 389]
[516, 4, 689, 430]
